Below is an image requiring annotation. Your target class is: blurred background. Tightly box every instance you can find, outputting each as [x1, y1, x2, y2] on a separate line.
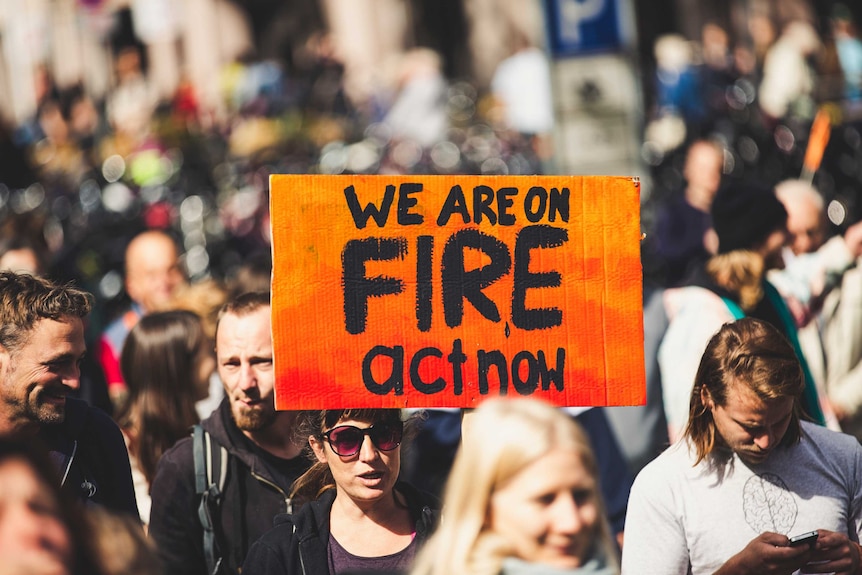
[1, 0, 861, 324]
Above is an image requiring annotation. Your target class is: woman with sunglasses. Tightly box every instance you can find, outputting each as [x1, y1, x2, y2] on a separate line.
[242, 408, 438, 575]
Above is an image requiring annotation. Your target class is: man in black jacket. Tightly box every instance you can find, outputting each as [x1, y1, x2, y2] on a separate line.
[149, 292, 309, 575]
[0, 271, 138, 516]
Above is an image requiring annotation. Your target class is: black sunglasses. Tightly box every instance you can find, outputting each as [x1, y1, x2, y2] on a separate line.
[322, 421, 404, 456]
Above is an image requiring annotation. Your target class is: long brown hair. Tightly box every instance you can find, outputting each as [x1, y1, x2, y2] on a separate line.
[118, 310, 208, 484]
[684, 318, 804, 465]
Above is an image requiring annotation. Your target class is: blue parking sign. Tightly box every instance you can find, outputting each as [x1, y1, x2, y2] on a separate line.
[545, 0, 623, 56]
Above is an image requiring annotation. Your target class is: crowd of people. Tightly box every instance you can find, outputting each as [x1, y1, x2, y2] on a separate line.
[4, 3, 862, 575]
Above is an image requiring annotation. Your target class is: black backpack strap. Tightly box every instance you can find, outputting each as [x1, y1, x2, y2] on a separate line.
[193, 425, 229, 575]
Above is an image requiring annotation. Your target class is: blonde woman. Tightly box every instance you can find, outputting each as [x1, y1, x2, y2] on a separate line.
[411, 397, 619, 575]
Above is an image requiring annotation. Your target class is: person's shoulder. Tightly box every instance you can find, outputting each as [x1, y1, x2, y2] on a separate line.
[800, 421, 862, 453]
[62, 398, 121, 439]
[101, 306, 140, 338]
[149, 434, 196, 498]
[633, 441, 693, 486]
[397, 481, 440, 511]
[159, 433, 195, 465]
[662, 285, 732, 325]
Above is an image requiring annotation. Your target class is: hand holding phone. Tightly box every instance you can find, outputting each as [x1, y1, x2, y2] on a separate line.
[788, 530, 818, 548]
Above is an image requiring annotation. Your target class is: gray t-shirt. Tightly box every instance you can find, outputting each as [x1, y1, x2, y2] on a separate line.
[622, 422, 862, 575]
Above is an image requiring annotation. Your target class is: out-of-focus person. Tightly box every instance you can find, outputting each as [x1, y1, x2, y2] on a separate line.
[154, 278, 228, 418]
[650, 139, 724, 286]
[776, 179, 827, 258]
[410, 398, 619, 575]
[105, 45, 156, 154]
[0, 271, 138, 516]
[87, 506, 163, 575]
[0, 438, 103, 575]
[772, 179, 862, 440]
[98, 230, 186, 410]
[831, 4, 862, 104]
[117, 310, 214, 527]
[650, 34, 704, 142]
[382, 48, 449, 149]
[759, 20, 821, 123]
[489, 29, 554, 166]
[243, 408, 438, 574]
[623, 318, 862, 575]
[656, 180, 862, 440]
[0, 236, 47, 275]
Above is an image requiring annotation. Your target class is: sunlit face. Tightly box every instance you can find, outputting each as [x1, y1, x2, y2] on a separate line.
[216, 307, 276, 434]
[785, 199, 824, 255]
[0, 318, 85, 435]
[704, 379, 795, 465]
[310, 418, 401, 505]
[489, 448, 600, 569]
[124, 234, 184, 313]
[0, 457, 73, 575]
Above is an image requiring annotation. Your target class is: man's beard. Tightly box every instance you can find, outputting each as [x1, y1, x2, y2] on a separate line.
[2, 364, 68, 425]
[30, 386, 67, 425]
[232, 402, 276, 432]
[4, 386, 68, 427]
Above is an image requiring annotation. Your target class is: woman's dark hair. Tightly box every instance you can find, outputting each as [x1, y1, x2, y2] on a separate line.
[290, 409, 409, 503]
[118, 310, 206, 484]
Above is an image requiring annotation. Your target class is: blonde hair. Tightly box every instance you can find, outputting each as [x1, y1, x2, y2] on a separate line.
[410, 398, 617, 575]
[705, 250, 764, 311]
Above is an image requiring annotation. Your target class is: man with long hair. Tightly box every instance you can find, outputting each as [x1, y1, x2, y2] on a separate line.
[623, 318, 862, 574]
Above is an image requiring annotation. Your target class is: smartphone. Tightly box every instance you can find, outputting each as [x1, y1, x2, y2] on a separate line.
[789, 530, 818, 547]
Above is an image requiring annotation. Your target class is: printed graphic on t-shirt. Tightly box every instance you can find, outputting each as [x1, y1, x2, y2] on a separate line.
[742, 472, 798, 534]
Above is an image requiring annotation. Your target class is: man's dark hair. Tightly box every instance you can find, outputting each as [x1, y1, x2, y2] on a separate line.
[215, 291, 270, 333]
[0, 271, 92, 351]
[684, 317, 804, 465]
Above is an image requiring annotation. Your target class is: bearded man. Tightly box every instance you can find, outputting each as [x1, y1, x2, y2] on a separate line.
[149, 292, 308, 575]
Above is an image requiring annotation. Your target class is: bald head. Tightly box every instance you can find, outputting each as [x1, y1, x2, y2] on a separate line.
[775, 180, 825, 255]
[124, 230, 185, 312]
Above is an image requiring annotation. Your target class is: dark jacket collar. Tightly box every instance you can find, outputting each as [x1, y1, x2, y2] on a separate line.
[278, 481, 439, 540]
[39, 397, 90, 479]
[200, 397, 312, 491]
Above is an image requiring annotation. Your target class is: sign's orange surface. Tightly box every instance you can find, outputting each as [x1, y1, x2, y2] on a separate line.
[271, 175, 644, 409]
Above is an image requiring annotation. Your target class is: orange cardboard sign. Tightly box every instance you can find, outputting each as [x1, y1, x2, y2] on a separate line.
[271, 175, 644, 409]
